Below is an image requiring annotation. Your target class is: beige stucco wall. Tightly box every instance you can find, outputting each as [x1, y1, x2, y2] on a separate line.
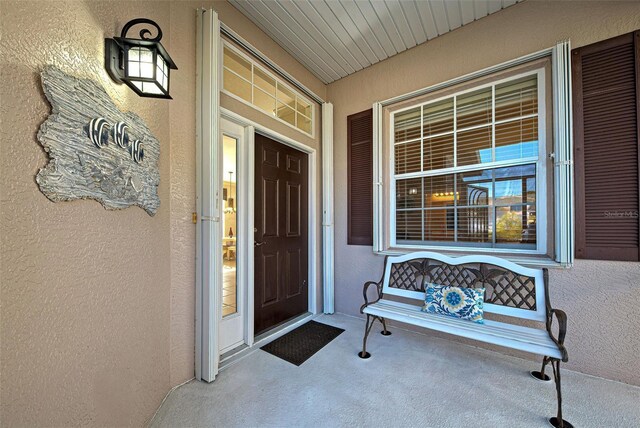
[327, 0, 640, 386]
[0, 0, 326, 426]
[0, 2, 172, 425]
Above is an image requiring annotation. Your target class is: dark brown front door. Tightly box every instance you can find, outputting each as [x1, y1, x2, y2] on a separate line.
[254, 134, 309, 335]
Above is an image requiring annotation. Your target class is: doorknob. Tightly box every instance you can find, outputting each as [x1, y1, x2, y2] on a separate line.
[254, 241, 266, 247]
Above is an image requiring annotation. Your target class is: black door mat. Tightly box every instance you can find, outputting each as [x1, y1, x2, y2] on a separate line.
[260, 321, 345, 366]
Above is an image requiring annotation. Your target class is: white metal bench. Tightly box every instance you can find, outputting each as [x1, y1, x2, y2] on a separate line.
[359, 251, 571, 428]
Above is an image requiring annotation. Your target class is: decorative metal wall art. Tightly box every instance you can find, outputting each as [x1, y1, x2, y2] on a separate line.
[36, 66, 160, 215]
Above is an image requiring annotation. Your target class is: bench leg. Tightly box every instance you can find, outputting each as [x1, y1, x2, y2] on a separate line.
[549, 360, 573, 428]
[358, 314, 373, 359]
[379, 317, 392, 336]
[531, 356, 552, 381]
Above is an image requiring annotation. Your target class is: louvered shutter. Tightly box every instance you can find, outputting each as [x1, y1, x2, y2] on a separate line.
[573, 31, 640, 261]
[348, 109, 373, 245]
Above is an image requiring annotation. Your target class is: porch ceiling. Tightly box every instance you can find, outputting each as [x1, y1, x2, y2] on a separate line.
[228, 0, 524, 84]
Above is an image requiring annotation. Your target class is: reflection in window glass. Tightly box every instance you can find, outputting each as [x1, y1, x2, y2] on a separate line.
[457, 87, 492, 129]
[396, 178, 422, 209]
[396, 210, 422, 241]
[394, 107, 421, 142]
[495, 75, 538, 122]
[395, 141, 421, 174]
[424, 174, 455, 208]
[277, 84, 296, 109]
[254, 67, 276, 96]
[222, 135, 238, 317]
[495, 117, 538, 162]
[223, 68, 251, 102]
[424, 209, 455, 242]
[457, 125, 492, 166]
[423, 134, 454, 171]
[297, 97, 312, 117]
[277, 103, 296, 126]
[254, 87, 276, 114]
[458, 207, 491, 243]
[395, 164, 537, 248]
[392, 71, 542, 250]
[297, 113, 312, 134]
[423, 99, 454, 136]
[223, 46, 251, 81]
[457, 169, 492, 206]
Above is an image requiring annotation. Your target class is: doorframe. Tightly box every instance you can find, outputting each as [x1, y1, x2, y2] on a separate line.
[221, 108, 319, 350]
[196, 8, 328, 382]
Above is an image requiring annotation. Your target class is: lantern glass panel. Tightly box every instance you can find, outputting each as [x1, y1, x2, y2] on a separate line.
[127, 46, 155, 79]
[156, 55, 169, 91]
[133, 81, 164, 95]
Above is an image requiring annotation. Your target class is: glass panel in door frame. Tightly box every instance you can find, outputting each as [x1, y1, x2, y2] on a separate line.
[219, 120, 246, 353]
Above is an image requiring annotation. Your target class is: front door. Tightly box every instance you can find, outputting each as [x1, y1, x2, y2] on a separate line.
[254, 133, 309, 335]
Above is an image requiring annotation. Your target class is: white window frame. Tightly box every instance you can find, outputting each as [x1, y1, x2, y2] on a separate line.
[389, 68, 547, 255]
[221, 40, 315, 138]
[373, 42, 574, 267]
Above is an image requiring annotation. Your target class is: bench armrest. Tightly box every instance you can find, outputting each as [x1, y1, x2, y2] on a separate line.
[360, 281, 383, 314]
[547, 308, 568, 362]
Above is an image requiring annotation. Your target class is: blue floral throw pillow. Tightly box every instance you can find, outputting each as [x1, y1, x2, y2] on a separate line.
[422, 284, 485, 324]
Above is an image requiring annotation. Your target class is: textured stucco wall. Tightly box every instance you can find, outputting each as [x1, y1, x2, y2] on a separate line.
[0, 0, 327, 426]
[0, 2, 172, 426]
[327, 0, 640, 386]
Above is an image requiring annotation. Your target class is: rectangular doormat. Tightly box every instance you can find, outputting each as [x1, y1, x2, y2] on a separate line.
[261, 321, 344, 366]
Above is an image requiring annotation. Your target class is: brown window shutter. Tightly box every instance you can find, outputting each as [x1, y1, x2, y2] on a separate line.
[573, 31, 640, 261]
[348, 109, 374, 246]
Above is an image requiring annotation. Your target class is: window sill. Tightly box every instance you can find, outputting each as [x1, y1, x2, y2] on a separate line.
[374, 247, 570, 269]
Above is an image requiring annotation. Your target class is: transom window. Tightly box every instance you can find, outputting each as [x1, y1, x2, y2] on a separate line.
[222, 41, 314, 136]
[392, 70, 545, 250]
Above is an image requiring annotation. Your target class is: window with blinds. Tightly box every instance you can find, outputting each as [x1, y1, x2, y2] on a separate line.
[222, 42, 314, 136]
[573, 31, 640, 262]
[392, 70, 544, 250]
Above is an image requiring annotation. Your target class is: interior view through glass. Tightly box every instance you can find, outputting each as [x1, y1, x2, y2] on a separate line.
[222, 135, 237, 317]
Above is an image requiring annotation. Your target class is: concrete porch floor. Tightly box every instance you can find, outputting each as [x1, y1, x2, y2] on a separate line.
[151, 314, 640, 427]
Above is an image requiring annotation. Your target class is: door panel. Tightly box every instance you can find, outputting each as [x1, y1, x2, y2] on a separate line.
[286, 183, 301, 237]
[262, 253, 279, 304]
[262, 178, 279, 237]
[254, 133, 309, 334]
[285, 249, 302, 298]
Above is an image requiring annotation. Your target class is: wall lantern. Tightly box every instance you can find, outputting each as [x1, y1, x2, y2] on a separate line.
[105, 18, 178, 99]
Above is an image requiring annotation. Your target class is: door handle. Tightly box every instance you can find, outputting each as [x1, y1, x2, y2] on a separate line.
[254, 241, 266, 247]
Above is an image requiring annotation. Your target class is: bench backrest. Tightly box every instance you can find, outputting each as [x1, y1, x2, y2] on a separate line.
[381, 251, 547, 322]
